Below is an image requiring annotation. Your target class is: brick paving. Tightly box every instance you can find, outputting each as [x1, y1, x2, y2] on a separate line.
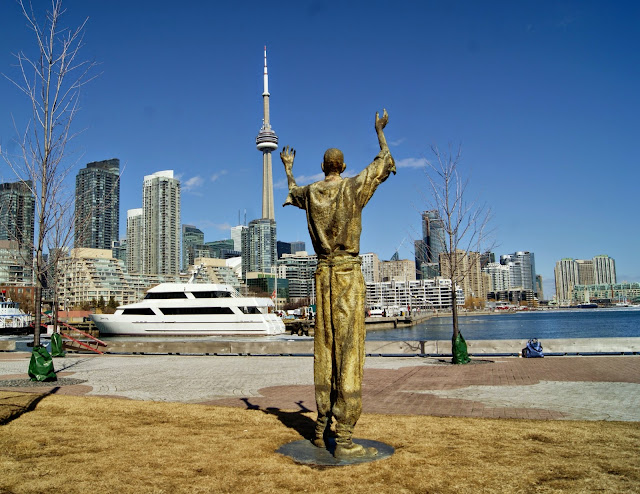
[211, 357, 640, 421]
[1, 353, 639, 421]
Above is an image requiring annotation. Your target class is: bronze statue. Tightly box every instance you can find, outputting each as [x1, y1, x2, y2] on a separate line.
[281, 109, 395, 458]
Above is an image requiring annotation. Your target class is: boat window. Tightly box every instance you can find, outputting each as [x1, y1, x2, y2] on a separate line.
[159, 307, 235, 315]
[144, 292, 188, 299]
[191, 291, 232, 298]
[122, 308, 156, 315]
[239, 306, 261, 314]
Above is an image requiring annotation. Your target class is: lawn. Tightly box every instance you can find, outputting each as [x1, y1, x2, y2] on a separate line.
[1, 391, 638, 493]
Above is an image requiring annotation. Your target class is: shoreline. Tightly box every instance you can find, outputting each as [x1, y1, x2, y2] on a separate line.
[2, 335, 639, 356]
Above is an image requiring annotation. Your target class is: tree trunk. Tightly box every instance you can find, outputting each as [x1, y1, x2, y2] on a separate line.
[33, 250, 45, 346]
[451, 285, 459, 339]
[33, 285, 42, 347]
[52, 290, 59, 334]
[451, 284, 470, 364]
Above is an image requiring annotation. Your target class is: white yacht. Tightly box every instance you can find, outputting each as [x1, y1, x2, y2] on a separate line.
[90, 283, 285, 336]
[0, 291, 33, 334]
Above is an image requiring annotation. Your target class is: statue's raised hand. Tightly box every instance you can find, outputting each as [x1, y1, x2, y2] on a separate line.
[375, 109, 389, 132]
[281, 146, 296, 172]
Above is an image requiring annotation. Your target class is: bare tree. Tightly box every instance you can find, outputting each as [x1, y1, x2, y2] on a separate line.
[44, 188, 77, 332]
[1, 0, 96, 346]
[425, 145, 492, 363]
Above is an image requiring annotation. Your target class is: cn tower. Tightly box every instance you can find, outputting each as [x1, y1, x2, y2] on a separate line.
[255, 46, 278, 220]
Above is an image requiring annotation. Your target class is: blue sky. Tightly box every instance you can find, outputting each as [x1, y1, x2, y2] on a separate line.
[1, 0, 639, 297]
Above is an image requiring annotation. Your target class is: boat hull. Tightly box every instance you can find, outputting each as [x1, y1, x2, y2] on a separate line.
[0, 325, 34, 336]
[91, 314, 285, 336]
[89, 282, 286, 336]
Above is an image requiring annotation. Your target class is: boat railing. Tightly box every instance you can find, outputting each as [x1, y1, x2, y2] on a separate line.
[57, 320, 107, 355]
[38, 312, 107, 355]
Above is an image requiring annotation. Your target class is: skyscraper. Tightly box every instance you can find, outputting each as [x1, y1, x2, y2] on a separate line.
[255, 46, 278, 221]
[279, 251, 317, 302]
[0, 180, 34, 248]
[500, 251, 537, 295]
[414, 239, 427, 277]
[112, 239, 127, 264]
[241, 218, 276, 279]
[554, 255, 617, 304]
[74, 159, 120, 249]
[204, 239, 238, 259]
[277, 240, 306, 259]
[415, 210, 446, 277]
[535, 275, 544, 301]
[483, 262, 510, 292]
[126, 208, 143, 273]
[0, 181, 34, 285]
[593, 255, 616, 284]
[440, 250, 486, 301]
[555, 258, 579, 304]
[360, 252, 381, 283]
[182, 224, 204, 271]
[480, 251, 495, 269]
[142, 171, 180, 275]
[230, 225, 246, 252]
[381, 259, 416, 283]
[575, 259, 594, 285]
[423, 210, 446, 262]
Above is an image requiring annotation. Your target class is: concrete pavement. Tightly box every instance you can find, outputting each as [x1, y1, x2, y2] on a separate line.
[1, 352, 639, 421]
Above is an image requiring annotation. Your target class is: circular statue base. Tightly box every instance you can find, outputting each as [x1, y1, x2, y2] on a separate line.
[277, 438, 394, 466]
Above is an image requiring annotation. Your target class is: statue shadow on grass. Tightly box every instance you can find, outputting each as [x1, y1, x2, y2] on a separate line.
[241, 398, 316, 442]
[0, 387, 60, 426]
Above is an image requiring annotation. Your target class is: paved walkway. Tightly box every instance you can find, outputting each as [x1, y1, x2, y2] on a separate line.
[1, 352, 639, 421]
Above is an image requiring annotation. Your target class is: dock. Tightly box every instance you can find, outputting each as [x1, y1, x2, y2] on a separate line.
[284, 311, 433, 335]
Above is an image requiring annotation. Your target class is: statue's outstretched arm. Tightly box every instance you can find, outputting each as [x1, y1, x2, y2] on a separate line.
[375, 109, 390, 152]
[374, 109, 395, 176]
[280, 146, 297, 190]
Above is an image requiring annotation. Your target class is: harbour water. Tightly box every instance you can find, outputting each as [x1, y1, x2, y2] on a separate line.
[366, 308, 640, 341]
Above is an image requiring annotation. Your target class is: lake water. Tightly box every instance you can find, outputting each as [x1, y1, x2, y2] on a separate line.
[366, 308, 640, 341]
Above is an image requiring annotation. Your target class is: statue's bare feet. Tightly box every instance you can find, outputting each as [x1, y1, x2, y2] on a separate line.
[334, 442, 378, 458]
[312, 437, 326, 448]
[313, 416, 333, 449]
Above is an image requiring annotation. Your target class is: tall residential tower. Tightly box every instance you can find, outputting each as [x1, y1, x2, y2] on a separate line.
[142, 170, 180, 275]
[554, 255, 617, 304]
[74, 159, 120, 249]
[241, 218, 277, 279]
[500, 251, 537, 295]
[593, 254, 616, 284]
[415, 210, 446, 278]
[0, 180, 34, 285]
[182, 224, 204, 271]
[126, 208, 143, 273]
[0, 180, 34, 248]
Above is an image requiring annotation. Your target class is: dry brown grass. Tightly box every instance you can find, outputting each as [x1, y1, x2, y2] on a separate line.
[1, 390, 639, 493]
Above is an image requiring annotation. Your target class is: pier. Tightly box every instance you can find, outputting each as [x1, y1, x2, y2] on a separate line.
[284, 311, 433, 335]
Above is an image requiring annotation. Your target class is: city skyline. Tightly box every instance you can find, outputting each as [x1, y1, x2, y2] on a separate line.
[0, 165, 627, 304]
[1, 1, 639, 298]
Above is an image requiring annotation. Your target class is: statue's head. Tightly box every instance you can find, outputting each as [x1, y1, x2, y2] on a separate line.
[321, 148, 346, 175]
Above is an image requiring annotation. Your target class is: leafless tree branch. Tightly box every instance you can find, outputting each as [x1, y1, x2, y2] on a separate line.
[423, 144, 494, 352]
[0, 0, 96, 346]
